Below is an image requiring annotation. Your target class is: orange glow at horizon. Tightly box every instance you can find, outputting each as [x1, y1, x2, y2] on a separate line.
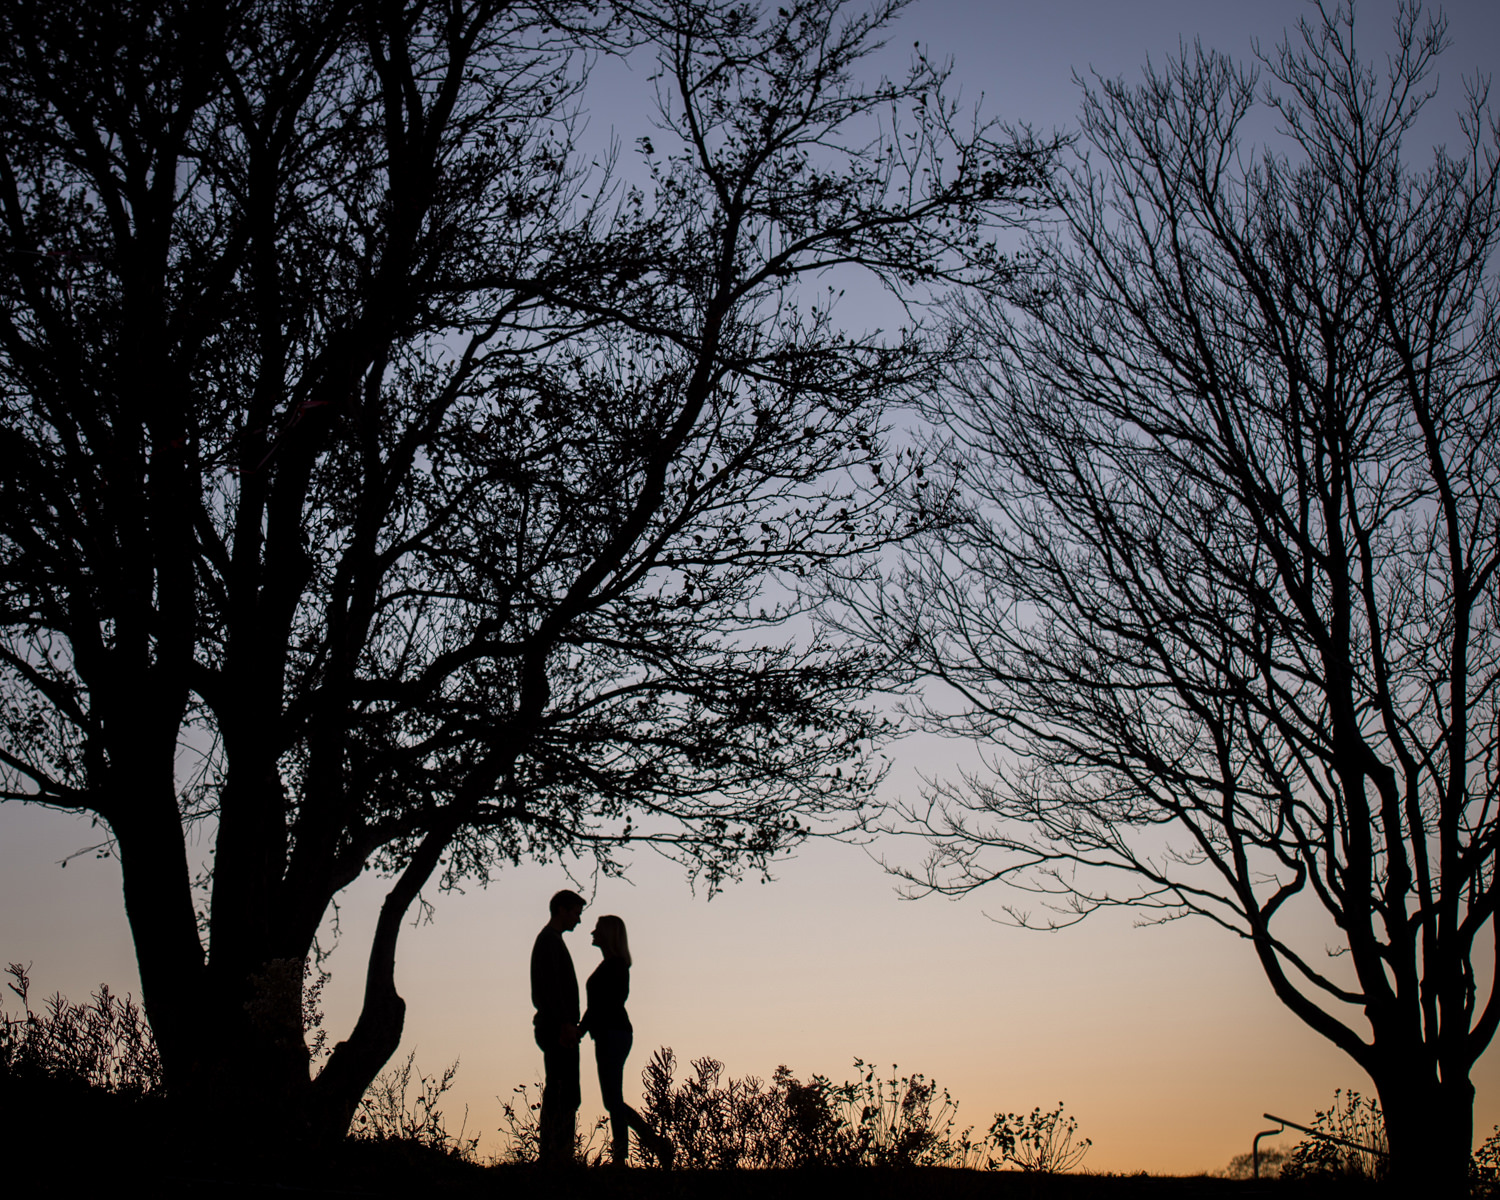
[5, 798, 1498, 1176]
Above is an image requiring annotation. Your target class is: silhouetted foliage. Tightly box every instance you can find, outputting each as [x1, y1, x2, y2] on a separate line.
[499, 1045, 1088, 1173]
[640, 1047, 890, 1168]
[826, 1058, 981, 1169]
[837, 3, 1500, 1189]
[1474, 1125, 1500, 1196]
[0, 0, 1053, 1140]
[0, 963, 168, 1181]
[1279, 1089, 1387, 1184]
[351, 1050, 479, 1161]
[1216, 1145, 1292, 1181]
[0, 961, 160, 1095]
[5, 976, 1131, 1189]
[985, 1103, 1091, 1174]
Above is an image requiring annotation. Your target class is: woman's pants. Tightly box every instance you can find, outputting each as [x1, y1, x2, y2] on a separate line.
[593, 1028, 662, 1165]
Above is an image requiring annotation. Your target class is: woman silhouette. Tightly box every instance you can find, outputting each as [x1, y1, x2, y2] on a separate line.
[579, 915, 674, 1168]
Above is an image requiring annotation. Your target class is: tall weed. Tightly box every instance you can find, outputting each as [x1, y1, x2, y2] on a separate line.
[984, 1103, 1092, 1173]
[352, 1050, 479, 1160]
[0, 962, 161, 1095]
[1279, 1089, 1387, 1183]
[824, 1058, 981, 1168]
[496, 1079, 611, 1164]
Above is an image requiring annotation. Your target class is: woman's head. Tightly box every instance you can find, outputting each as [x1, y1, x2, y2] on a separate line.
[590, 914, 631, 964]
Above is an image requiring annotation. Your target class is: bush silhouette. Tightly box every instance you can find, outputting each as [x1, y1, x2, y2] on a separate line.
[1213, 1088, 1399, 1182]
[0, 962, 160, 1096]
[1, 962, 165, 1176]
[1279, 1089, 1387, 1183]
[1284, 1086, 1386, 1182]
[501, 1046, 1092, 1172]
[984, 1103, 1092, 1173]
[351, 1050, 480, 1160]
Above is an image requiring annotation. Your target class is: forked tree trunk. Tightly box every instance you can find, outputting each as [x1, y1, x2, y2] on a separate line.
[158, 823, 452, 1146]
[116, 815, 438, 1147]
[145, 942, 410, 1150]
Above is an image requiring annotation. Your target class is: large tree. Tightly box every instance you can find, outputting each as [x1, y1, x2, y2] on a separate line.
[0, 0, 1050, 1141]
[848, 3, 1499, 1189]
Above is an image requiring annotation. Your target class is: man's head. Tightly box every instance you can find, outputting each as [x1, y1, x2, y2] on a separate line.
[548, 889, 586, 931]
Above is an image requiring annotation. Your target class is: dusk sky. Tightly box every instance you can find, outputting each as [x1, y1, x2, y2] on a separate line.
[4, 0, 1499, 1176]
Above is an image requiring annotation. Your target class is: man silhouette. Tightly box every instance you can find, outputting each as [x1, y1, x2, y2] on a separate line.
[532, 889, 585, 1164]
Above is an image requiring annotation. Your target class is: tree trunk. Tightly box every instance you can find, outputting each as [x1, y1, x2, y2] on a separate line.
[108, 767, 207, 1096]
[1378, 1064, 1474, 1195]
[308, 888, 415, 1140]
[310, 820, 460, 1136]
[111, 740, 458, 1150]
[144, 947, 377, 1152]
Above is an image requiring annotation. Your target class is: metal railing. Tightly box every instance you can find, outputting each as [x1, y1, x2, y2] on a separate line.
[1252, 1112, 1390, 1180]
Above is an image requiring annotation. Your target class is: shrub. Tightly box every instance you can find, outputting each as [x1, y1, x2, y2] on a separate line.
[1279, 1089, 1388, 1183]
[351, 1050, 479, 1161]
[824, 1058, 981, 1168]
[0, 962, 161, 1096]
[637, 1048, 806, 1168]
[497, 1048, 992, 1169]
[1473, 1125, 1500, 1196]
[983, 1103, 1092, 1173]
[631, 1049, 958, 1168]
[618, 1047, 1084, 1172]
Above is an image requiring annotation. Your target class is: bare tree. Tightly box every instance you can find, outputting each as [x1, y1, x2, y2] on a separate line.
[848, 3, 1500, 1188]
[0, 0, 1052, 1141]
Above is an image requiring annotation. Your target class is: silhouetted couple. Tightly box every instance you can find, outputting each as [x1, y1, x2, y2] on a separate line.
[531, 889, 674, 1168]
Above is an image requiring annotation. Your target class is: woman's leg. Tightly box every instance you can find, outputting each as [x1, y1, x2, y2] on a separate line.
[594, 1029, 633, 1165]
[594, 1030, 673, 1167]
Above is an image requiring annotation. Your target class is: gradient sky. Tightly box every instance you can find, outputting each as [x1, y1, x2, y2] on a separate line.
[4, 0, 1499, 1176]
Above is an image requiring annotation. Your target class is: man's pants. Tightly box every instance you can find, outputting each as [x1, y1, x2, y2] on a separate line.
[536, 1032, 580, 1164]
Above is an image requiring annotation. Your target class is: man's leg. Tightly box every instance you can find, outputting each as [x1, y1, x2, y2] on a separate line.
[539, 1038, 581, 1164]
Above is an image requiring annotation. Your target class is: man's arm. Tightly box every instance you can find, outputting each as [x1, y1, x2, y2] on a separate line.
[531, 930, 580, 1040]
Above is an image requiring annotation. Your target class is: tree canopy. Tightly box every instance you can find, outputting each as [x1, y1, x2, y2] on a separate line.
[0, 0, 1051, 1138]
